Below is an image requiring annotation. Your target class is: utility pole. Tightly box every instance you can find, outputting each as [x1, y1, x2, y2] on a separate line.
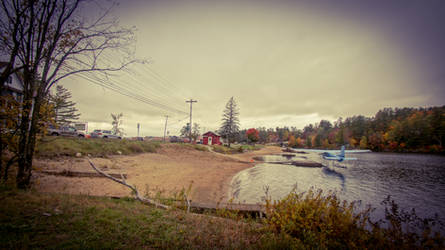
[163, 115, 169, 142]
[186, 99, 197, 143]
[137, 123, 140, 137]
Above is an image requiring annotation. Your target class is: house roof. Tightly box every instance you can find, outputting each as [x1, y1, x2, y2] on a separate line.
[203, 131, 220, 137]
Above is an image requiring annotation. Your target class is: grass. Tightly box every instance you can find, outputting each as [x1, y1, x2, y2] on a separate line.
[35, 137, 161, 158]
[0, 187, 273, 249]
[185, 144, 209, 152]
[212, 144, 264, 154]
[1, 185, 442, 249]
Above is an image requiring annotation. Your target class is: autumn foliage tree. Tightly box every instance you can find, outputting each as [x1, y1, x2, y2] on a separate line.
[288, 135, 296, 147]
[246, 128, 259, 144]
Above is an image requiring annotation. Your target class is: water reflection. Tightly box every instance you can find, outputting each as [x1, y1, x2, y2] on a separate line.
[229, 152, 445, 223]
[322, 167, 345, 190]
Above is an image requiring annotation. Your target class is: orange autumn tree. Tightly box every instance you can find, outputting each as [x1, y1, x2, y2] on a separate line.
[246, 128, 259, 145]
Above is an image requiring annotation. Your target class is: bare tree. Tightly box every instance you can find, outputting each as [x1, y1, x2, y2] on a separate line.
[219, 97, 240, 147]
[180, 123, 200, 142]
[0, 0, 137, 188]
[111, 113, 124, 137]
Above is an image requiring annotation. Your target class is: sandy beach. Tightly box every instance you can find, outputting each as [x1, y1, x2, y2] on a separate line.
[33, 144, 281, 203]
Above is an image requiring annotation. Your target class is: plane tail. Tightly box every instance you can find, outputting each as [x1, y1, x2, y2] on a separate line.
[338, 145, 345, 158]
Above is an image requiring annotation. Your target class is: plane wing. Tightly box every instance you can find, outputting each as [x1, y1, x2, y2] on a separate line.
[322, 156, 341, 161]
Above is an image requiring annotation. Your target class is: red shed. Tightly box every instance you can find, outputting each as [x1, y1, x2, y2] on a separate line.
[202, 131, 221, 145]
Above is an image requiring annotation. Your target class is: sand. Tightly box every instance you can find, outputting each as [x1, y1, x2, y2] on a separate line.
[33, 144, 281, 203]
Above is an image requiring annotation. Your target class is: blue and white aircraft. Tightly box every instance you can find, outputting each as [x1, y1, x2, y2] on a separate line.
[321, 145, 357, 162]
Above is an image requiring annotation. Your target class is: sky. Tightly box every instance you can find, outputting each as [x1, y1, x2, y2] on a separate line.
[61, 0, 445, 137]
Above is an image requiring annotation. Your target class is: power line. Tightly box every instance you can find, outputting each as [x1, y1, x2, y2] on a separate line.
[80, 70, 185, 113]
[73, 73, 188, 115]
[68, 54, 188, 113]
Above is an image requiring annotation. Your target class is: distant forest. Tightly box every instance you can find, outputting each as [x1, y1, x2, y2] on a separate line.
[236, 106, 445, 153]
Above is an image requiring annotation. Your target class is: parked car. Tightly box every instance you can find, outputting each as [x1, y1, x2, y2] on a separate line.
[90, 129, 122, 139]
[48, 125, 85, 137]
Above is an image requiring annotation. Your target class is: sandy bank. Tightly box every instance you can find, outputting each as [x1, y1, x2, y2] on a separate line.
[34, 144, 281, 203]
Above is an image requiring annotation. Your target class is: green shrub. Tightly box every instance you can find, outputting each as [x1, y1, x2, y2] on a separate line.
[128, 143, 143, 153]
[191, 145, 209, 152]
[264, 188, 444, 249]
[211, 145, 231, 154]
[265, 188, 373, 248]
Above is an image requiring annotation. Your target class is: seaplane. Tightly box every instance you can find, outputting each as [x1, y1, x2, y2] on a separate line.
[321, 145, 357, 168]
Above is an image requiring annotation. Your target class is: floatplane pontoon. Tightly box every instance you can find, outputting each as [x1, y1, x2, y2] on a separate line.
[321, 145, 357, 169]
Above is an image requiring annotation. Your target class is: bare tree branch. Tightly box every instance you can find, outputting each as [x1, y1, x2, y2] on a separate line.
[87, 158, 170, 210]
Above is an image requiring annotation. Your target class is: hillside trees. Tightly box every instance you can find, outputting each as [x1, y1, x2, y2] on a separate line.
[49, 85, 80, 126]
[0, 0, 136, 188]
[219, 97, 240, 147]
[236, 106, 444, 153]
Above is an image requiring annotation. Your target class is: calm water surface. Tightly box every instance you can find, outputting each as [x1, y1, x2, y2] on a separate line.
[229, 152, 445, 222]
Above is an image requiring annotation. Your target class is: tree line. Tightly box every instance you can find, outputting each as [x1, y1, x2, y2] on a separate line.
[234, 106, 445, 153]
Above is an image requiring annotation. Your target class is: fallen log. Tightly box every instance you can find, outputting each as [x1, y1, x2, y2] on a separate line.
[87, 157, 170, 210]
[39, 170, 127, 179]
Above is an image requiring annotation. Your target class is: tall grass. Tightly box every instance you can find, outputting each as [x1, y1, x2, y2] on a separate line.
[264, 188, 444, 249]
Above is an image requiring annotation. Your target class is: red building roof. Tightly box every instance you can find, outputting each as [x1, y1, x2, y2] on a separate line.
[203, 131, 220, 137]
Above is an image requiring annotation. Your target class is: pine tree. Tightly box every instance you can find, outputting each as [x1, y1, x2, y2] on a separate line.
[50, 85, 80, 126]
[219, 97, 240, 147]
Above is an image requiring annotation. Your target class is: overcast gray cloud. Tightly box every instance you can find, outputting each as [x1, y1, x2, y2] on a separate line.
[61, 0, 445, 136]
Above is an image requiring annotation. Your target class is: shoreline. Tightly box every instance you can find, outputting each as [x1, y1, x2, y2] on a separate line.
[33, 144, 282, 204]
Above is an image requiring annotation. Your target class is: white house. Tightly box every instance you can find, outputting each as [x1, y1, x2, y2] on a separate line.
[0, 62, 24, 102]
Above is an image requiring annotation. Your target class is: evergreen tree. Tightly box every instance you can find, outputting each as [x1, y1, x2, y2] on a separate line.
[219, 97, 240, 147]
[50, 85, 80, 126]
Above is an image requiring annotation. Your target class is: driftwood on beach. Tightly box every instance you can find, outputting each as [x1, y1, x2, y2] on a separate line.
[39, 170, 128, 179]
[87, 158, 171, 210]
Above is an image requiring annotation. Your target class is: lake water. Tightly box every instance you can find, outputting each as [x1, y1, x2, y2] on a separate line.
[229, 152, 445, 223]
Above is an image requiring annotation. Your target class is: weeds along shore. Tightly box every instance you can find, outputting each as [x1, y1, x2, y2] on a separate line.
[1, 183, 443, 249]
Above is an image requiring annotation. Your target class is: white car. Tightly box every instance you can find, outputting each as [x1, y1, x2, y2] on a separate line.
[90, 129, 122, 139]
[48, 125, 85, 137]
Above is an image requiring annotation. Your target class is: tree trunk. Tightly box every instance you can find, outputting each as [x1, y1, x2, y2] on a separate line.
[0, 133, 3, 180]
[16, 93, 41, 189]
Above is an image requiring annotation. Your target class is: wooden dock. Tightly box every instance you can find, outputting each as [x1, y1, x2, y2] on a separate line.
[189, 202, 265, 217]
